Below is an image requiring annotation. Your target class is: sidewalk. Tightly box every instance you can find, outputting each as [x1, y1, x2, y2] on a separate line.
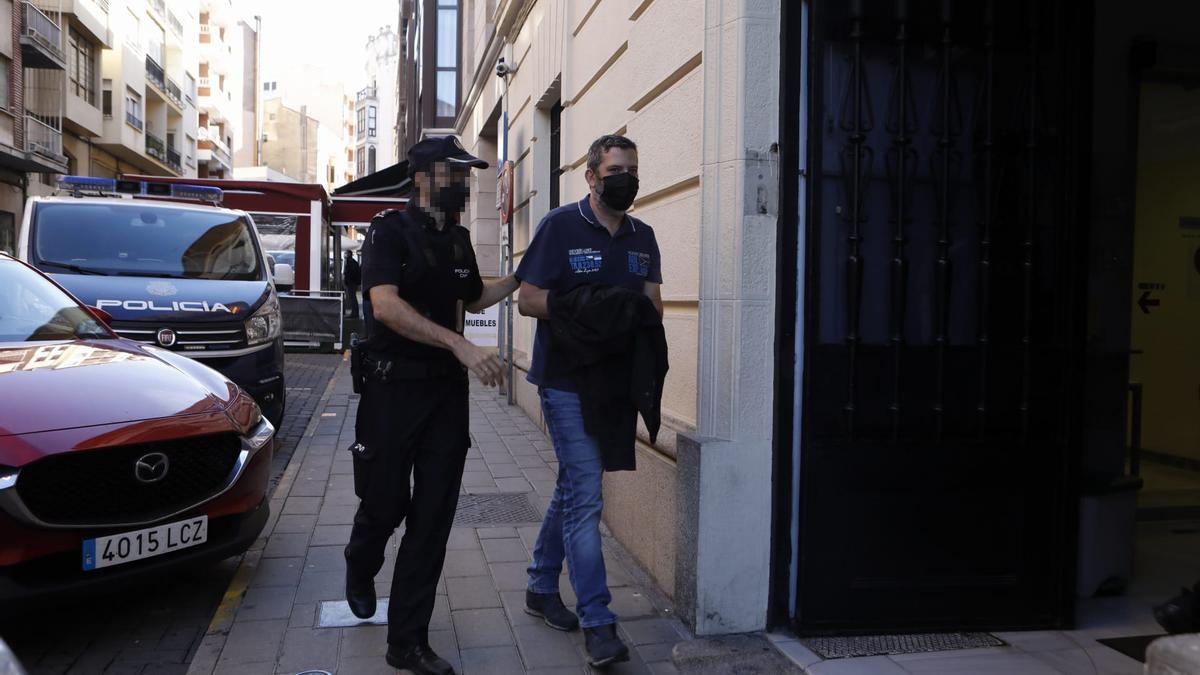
[186, 355, 689, 675]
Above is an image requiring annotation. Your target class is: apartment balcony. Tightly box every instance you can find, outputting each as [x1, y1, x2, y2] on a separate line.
[145, 56, 185, 111]
[145, 55, 165, 90]
[26, 114, 66, 165]
[196, 127, 232, 171]
[21, 1, 66, 70]
[167, 147, 182, 173]
[197, 76, 226, 121]
[356, 85, 378, 103]
[125, 111, 143, 132]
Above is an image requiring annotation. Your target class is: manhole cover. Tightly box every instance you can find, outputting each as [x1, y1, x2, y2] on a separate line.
[454, 493, 541, 526]
[799, 633, 1005, 659]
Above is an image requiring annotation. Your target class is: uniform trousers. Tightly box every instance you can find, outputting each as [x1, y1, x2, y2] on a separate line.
[344, 370, 469, 648]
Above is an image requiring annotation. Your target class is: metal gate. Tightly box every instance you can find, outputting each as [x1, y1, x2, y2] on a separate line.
[796, 0, 1088, 632]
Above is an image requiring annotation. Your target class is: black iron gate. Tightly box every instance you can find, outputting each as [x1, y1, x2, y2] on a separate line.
[795, 0, 1088, 632]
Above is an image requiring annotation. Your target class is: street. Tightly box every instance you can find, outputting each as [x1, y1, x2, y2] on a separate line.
[0, 353, 341, 675]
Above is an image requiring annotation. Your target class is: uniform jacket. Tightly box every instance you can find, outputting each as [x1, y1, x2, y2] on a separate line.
[546, 284, 668, 471]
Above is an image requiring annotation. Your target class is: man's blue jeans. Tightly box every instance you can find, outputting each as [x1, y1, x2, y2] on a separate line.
[526, 387, 617, 628]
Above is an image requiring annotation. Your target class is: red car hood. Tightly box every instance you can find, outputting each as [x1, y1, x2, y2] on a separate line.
[0, 339, 237, 437]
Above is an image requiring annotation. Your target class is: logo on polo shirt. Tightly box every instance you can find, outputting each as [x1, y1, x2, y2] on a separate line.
[628, 251, 650, 277]
[568, 248, 603, 273]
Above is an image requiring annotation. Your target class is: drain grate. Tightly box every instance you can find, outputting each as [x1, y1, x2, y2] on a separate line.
[453, 493, 542, 526]
[799, 633, 1005, 659]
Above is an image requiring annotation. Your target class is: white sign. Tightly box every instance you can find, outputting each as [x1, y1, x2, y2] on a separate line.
[464, 304, 500, 347]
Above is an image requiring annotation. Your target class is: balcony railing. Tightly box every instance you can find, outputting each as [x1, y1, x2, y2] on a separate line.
[145, 55, 165, 91]
[126, 112, 143, 131]
[25, 114, 63, 162]
[167, 148, 182, 173]
[149, 0, 165, 19]
[166, 78, 184, 108]
[356, 85, 377, 102]
[145, 132, 166, 163]
[23, 2, 64, 64]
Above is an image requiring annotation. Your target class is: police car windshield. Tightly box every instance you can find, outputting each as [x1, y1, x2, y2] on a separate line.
[0, 259, 113, 342]
[32, 202, 264, 281]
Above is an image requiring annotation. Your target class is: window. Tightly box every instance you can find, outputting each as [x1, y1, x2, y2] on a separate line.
[357, 107, 367, 139]
[356, 148, 365, 176]
[102, 79, 112, 117]
[185, 73, 196, 103]
[68, 30, 97, 105]
[368, 106, 377, 137]
[435, 2, 459, 119]
[549, 100, 562, 209]
[125, 9, 140, 49]
[125, 88, 143, 129]
[368, 147, 377, 174]
[144, 19, 165, 65]
[0, 57, 10, 110]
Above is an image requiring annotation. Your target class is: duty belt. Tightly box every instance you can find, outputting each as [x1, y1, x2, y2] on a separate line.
[363, 353, 466, 382]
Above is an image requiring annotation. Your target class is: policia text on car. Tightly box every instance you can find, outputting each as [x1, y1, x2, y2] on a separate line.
[343, 136, 518, 675]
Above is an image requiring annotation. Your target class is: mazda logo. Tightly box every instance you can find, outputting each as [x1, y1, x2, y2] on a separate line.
[134, 453, 170, 483]
[156, 328, 177, 347]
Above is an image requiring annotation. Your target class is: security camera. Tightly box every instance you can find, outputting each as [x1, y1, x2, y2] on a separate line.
[496, 57, 516, 78]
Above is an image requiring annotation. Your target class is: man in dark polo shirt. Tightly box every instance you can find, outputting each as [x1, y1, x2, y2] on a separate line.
[344, 136, 518, 675]
[516, 134, 662, 667]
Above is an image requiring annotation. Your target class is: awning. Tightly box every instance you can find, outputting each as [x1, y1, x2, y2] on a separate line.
[332, 160, 412, 197]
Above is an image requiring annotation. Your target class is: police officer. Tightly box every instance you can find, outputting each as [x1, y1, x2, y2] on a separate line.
[344, 136, 517, 675]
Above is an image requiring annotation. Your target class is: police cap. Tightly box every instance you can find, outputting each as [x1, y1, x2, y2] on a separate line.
[408, 136, 490, 173]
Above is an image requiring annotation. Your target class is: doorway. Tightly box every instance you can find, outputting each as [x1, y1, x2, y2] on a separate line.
[792, 0, 1090, 633]
[1128, 79, 1200, 517]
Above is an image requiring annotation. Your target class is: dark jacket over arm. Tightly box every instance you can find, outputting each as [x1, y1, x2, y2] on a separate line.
[547, 284, 669, 471]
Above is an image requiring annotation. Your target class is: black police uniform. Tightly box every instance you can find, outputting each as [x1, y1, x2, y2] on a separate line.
[344, 204, 484, 650]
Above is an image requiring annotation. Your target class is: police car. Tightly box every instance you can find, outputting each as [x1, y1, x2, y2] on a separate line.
[16, 176, 285, 428]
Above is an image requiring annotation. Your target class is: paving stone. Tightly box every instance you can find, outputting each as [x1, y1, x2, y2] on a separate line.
[305, 544, 348, 572]
[477, 526, 518, 539]
[340, 625, 389, 657]
[459, 645, 526, 675]
[636, 642, 677, 663]
[465, 458, 489, 472]
[500, 590, 542, 627]
[453, 608, 515, 648]
[429, 630, 463, 671]
[324, 487, 361, 506]
[487, 462, 526, 478]
[525, 467, 557, 482]
[263, 531, 312, 558]
[513, 623, 582, 669]
[462, 471, 497, 488]
[288, 475, 328, 497]
[311, 524, 353, 546]
[272, 513, 319, 533]
[490, 561, 531, 592]
[496, 476, 533, 493]
[282, 496, 323, 515]
[447, 575, 502, 610]
[338, 654, 396, 674]
[482, 537, 528, 564]
[444, 548, 489, 577]
[249, 556, 304, 588]
[317, 504, 359, 525]
[431, 594, 453, 631]
[289, 602, 317, 629]
[277, 627, 340, 674]
[515, 454, 548, 468]
[217, 619, 287, 666]
[212, 663, 277, 675]
[448, 527, 481, 550]
[235, 585, 297, 622]
[295, 569, 347, 604]
[620, 619, 683, 647]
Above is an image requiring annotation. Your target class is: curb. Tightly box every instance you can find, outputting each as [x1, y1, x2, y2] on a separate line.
[185, 354, 348, 675]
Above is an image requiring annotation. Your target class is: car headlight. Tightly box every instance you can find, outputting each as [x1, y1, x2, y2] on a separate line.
[245, 294, 282, 346]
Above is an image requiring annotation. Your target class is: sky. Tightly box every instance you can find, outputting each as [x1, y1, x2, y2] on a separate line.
[241, 0, 400, 94]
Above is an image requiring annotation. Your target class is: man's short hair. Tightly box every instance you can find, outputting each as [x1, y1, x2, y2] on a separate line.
[586, 135, 637, 173]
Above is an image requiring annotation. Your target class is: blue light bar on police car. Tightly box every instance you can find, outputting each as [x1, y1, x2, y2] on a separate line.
[57, 176, 117, 192]
[171, 184, 223, 202]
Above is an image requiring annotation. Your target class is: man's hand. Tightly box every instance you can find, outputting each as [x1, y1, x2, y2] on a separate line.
[453, 337, 507, 387]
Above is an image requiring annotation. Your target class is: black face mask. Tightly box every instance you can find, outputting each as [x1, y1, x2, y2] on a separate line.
[430, 182, 470, 219]
[598, 172, 639, 212]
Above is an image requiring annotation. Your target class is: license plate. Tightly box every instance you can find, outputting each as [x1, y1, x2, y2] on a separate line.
[82, 515, 208, 571]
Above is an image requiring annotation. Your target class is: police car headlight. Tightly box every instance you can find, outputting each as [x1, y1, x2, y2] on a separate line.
[245, 295, 282, 346]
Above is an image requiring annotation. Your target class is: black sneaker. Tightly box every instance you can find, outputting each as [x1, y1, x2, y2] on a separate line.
[385, 643, 456, 675]
[524, 590, 580, 631]
[583, 623, 630, 668]
[1155, 584, 1200, 634]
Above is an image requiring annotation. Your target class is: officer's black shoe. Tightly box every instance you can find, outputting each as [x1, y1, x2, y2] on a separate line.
[385, 643, 456, 675]
[583, 623, 630, 668]
[1155, 584, 1200, 634]
[345, 568, 376, 619]
[524, 590, 580, 631]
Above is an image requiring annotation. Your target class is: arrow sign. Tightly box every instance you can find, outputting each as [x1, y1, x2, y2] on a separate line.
[1138, 290, 1160, 314]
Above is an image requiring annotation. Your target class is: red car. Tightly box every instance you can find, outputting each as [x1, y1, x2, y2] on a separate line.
[0, 254, 273, 615]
